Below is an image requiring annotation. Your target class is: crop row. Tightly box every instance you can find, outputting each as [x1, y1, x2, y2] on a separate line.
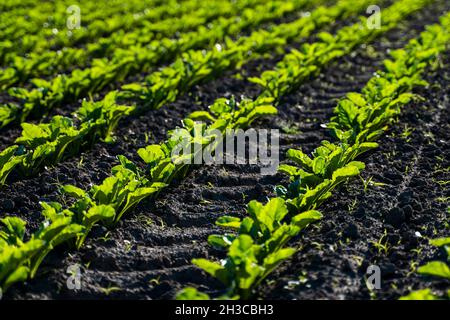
[0, 0, 320, 128]
[0, 0, 429, 185]
[0, 0, 438, 295]
[0, 0, 164, 40]
[0, 0, 304, 89]
[0, 0, 371, 184]
[0, 0, 67, 12]
[0, 0, 229, 64]
[0, 95, 278, 292]
[0, 0, 168, 55]
[250, 0, 434, 100]
[176, 11, 450, 300]
[0, 0, 362, 292]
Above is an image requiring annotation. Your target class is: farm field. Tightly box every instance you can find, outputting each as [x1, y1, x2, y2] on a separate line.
[0, 0, 449, 304]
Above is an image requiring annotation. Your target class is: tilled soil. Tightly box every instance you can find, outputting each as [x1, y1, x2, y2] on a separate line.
[259, 54, 450, 300]
[1, 2, 449, 299]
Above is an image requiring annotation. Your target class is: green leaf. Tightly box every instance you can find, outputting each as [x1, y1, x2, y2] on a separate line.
[0, 145, 24, 185]
[209, 98, 232, 116]
[291, 210, 323, 230]
[247, 77, 267, 88]
[346, 92, 366, 107]
[84, 205, 116, 225]
[30, 220, 84, 277]
[418, 261, 450, 280]
[429, 237, 450, 247]
[116, 155, 138, 174]
[356, 142, 379, 156]
[92, 176, 120, 205]
[61, 185, 86, 199]
[188, 111, 216, 122]
[286, 149, 312, 170]
[252, 105, 278, 117]
[0, 239, 45, 290]
[317, 32, 335, 44]
[77, 205, 115, 248]
[176, 287, 210, 300]
[346, 161, 365, 171]
[312, 156, 326, 175]
[121, 83, 143, 93]
[40, 202, 66, 221]
[137, 145, 165, 165]
[116, 184, 166, 222]
[248, 198, 288, 233]
[332, 165, 361, 183]
[399, 289, 439, 300]
[208, 234, 235, 249]
[215, 216, 241, 229]
[18, 123, 48, 142]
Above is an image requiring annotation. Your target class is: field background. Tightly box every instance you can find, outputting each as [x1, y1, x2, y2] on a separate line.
[0, 0, 448, 299]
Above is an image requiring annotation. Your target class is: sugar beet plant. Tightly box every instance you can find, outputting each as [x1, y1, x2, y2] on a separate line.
[0, 0, 427, 188]
[250, 0, 434, 100]
[1, 0, 447, 298]
[176, 11, 450, 300]
[0, 211, 83, 292]
[0, 0, 204, 63]
[0, 96, 277, 293]
[0, 91, 133, 184]
[0, 0, 376, 186]
[0, 0, 277, 89]
[0, 0, 314, 128]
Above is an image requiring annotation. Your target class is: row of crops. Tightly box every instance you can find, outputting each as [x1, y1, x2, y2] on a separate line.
[0, 0, 449, 300]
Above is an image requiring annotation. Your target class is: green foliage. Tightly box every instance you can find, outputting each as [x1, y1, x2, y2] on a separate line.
[188, 198, 321, 299]
[0, 92, 133, 184]
[179, 8, 450, 300]
[61, 155, 167, 229]
[418, 261, 450, 280]
[0, 93, 277, 292]
[0, 0, 279, 89]
[0, 0, 310, 128]
[277, 142, 368, 212]
[0, 0, 321, 183]
[328, 11, 450, 145]
[30, 202, 84, 276]
[0, 210, 83, 292]
[399, 289, 440, 300]
[2, 0, 449, 300]
[250, 0, 433, 102]
[0, 146, 25, 185]
[176, 287, 211, 300]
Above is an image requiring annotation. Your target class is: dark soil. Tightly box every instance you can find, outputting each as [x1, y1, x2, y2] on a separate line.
[1, 2, 449, 300]
[259, 53, 450, 300]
